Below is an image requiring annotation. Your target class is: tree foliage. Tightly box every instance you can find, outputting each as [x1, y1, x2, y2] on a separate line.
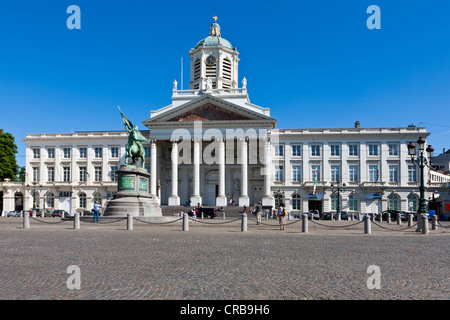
[0, 129, 19, 181]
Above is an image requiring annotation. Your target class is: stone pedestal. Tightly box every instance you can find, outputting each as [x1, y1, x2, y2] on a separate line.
[104, 165, 161, 217]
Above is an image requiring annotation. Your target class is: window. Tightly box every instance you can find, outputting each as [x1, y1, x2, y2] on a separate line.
[274, 193, 284, 208]
[79, 193, 87, 208]
[348, 144, 358, 156]
[408, 165, 417, 182]
[388, 194, 399, 211]
[292, 165, 302, 182]
[32, 167, 40, 182]
[93, 193, 102, 206]
[311, 165, 320, 182]
[388, 144, 399, 156]
[32, 148, 40, 159]
[222, 58, 232, 82]
[94, 147, 103, 158]
[110, 166, 119, 181]
[330, 165, 340, 182]
[94, 166, 102, 182]
[63, 148, 71, 159]
[47, 167, 55, 182]
[274, 165, 284, 182]
[79, 147, 87, 158]
[274, 145, 284, 157]
[349, 165, 359, 182]
[368, 144, 379, 156]
[369, 165, 379, 182]
[407, 194, 418, 212]
[348, 194, 358, 211]
[46, 193, 55, 208]
[311, 145, 321, 157]
[144, 147, 151, 157]
[330, 193, 340, 211]
[291, 145, 302, 157]
[47, 148, 55, 159]
[79, 166, 87, 182]
[63, 166, 71, 182]
[111, 147, 119, 158]
[389, 165, 399, 182]
[330, 145, 340, 156]
[292, 193, 301, 210]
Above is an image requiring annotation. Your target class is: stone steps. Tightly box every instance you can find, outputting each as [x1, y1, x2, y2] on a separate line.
[161, 205, 248, 218]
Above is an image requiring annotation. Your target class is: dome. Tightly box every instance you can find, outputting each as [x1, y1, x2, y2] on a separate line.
[195, 36, 233, 49]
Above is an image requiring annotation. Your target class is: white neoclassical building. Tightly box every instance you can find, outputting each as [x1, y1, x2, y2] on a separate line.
[1, 18, 448, 216]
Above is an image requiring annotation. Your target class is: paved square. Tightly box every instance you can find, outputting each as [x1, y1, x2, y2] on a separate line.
[0, 217, 449, 300]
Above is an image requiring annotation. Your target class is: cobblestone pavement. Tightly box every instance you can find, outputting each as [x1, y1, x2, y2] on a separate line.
[0, 217, 449, 301]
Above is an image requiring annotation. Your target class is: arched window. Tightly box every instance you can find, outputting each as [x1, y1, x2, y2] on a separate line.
[348, 194, 358, 211]
[79, 193, 87, 209]
[46, 193, 55, 208]
[274, 193, 284, 208]
[388, 194, 399, 211]
[93, 192, 102, 206]
[292, 193, 301, 210]
[407, 194, 418, 212]
[330, 193, 340, 211]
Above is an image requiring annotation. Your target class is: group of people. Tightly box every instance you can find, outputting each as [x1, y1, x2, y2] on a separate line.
[250, 201, 287, 230]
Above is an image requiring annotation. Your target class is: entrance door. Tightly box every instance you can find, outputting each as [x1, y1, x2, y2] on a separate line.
[308, 200, 323, 214]
[206, 185, 217, 206]
[59, 197, 71, 213]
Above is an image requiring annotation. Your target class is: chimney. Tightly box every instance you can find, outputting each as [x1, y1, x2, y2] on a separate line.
[354, 121, 360, 128]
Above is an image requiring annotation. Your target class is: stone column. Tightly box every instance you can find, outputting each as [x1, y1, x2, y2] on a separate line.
[150, 140, 157, 196]
[262, 137, 273, 206]
[168, 140, 180, 205]
[216, 138, 227, 206]
[239, 138, 250, 206]
[191, 139, 202, 206]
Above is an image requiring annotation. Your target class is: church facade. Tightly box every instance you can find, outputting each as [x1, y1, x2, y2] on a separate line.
[2, 19, 447, 216]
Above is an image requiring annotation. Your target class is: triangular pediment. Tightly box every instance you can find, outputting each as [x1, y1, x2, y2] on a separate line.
[167, 103, 251, 122]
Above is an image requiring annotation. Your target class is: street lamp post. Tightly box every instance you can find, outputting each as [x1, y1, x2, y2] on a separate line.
[26, 182, 43, 211]
[331, 180, 346, 219]
[407, 137, 434, 232]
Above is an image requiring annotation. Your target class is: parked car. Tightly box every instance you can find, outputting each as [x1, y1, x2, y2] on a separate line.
[310, 210, 320, 220]
[322, 212, 332, 220]
[51, 209, 69, 217]
[7, 211, 21, 217]
[80, 210, 94, 216]
[382, 210, 407, 222]
[187, 207, 216, 218]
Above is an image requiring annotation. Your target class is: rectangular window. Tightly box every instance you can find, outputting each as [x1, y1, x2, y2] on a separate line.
[274, 165, 284, 182]
[330, 145, 340, 156]
[144, 147, 151, 158]
[330, 165, 340, 182]
[79, 166, 87, 182]
[63, 148, 71, 159]
[47, 167, 55, 182]
[274, 145, 284, 157]
[94, 147, 103, 158]
[408, 165, 417, 182]
[388, 144, 399, 156]
[111, 147, 119, 158]
[110, 166, 119, 181]
[349, 165, 359, 182]
[348, 144, 358, 156]
[79, 147, 87, 158]
[368, 144, 379, 156]
[311, 165, 321, 182]
[32, 148, 40, 159]
[33, 167, 40, 182]
[292, 165, 302, 182]
[63, 167, 71, 182]
[389, 165, 399, 182]
[291, 145, 302, 157]
[369, 165, 379, 182]
[47, 148, 55, 159]
[95, 166, 102, 182]
[311, 145, 321, 157]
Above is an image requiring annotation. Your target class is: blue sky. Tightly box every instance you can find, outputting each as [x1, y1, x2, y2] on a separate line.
[0, 0, 449, 167]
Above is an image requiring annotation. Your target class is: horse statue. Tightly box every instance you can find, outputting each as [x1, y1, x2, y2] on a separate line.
[118, 106, 147, 167]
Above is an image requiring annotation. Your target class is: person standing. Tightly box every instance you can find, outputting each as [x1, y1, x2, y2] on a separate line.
[278, 202, 287, 230]
[256, 201, 263, 225]
[93, 201, 101, 223]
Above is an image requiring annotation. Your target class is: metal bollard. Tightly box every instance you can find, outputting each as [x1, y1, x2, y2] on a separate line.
[201, 212, 204, 219]
[408, 214, 413, 227]
[397, 213, 402, 225]
[432, 215, 438, 230]
[364, 215, 371, 234]
[74, 212, 80, 230]
[222, 212, 225, 220]
[32, 210, 37, 218]
[386, 213, 391, 224]
[127, 214, 133, 231]
[23, 212, 30, 229]
[241, 213, 247, 232]
[337, 213, 341, 221]
[302, 213, 308, 233]
[422, 215, 429, 234]
[183, 213, 189, 231]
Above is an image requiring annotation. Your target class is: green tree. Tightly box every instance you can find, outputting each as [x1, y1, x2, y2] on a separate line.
[0, 129, 19, 181]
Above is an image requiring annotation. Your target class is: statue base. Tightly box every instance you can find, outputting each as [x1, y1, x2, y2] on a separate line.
[103, 165, 162, 217]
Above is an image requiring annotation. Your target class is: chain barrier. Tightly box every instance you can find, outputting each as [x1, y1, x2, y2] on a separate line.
[309, 219, 364, 229]
[189, 217, 241, 224]
[371, 220, 418, 231]
[30, 217, 69, 224]
[247, 217, 301, 226]
[134, 217, 183, 225]
[437, 221, 450, 228]
[80, 217, 126, 224]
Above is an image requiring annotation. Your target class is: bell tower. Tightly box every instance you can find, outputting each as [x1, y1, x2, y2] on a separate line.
[188, 17, 240, 91]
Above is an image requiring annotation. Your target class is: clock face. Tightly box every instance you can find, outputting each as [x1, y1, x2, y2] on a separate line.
[206, 55, 217, 66]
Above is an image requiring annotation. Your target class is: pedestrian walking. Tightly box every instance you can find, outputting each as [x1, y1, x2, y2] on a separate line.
[278, 202, 287, 230]
[93, 201, 101, 223]
[256, 201, 262, 225]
